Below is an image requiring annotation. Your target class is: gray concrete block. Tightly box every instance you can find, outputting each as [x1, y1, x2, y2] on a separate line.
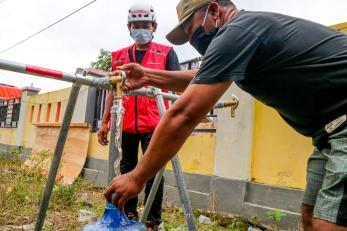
[243, 202, 302, 230]
[212, 177, 247, 214]
[245, 182, 303, 213]
[164, 185, 211, 211]
[84, 157, 108, 172]
[0, 143, 31, 161]
[82, 168, 108, 186]
[164, 170, 212, 194]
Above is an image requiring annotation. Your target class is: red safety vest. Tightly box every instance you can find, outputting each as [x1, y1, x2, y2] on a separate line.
[112, 42, 172, 133]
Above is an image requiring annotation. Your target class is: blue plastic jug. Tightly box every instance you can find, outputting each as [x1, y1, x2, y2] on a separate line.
[81, 202, 146, 231]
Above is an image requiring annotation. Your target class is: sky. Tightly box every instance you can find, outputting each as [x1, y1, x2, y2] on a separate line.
[0, 0, 346, 93]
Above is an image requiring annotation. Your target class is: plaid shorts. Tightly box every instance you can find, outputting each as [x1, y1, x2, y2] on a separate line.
[303, 127, 347, 226]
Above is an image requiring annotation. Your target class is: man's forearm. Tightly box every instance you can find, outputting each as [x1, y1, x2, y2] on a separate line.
[144, 68, 197, 92]
[101, 91, 114, 125]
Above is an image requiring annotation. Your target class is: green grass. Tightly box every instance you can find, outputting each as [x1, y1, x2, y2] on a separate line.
[161, 206, 250, 231]
[0, 155, 294, 230]
[0, 155, 105, 230]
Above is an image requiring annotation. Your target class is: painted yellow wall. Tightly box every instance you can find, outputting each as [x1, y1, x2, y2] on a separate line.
[330, 22, 347, 32]
[87, 132, 109, 160]
[15, 86, 215, 176]
[0, 128, 17, 146]
[21, 88, 71, 148]
[165, 133, 216, 175]
[87, 131, 216, 175]
[251, 101, 313, 189]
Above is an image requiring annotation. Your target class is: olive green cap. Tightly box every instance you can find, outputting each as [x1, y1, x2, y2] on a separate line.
[166, 0, 212, 45]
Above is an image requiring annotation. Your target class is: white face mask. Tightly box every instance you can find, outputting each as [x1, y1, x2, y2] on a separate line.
[130, 29, 153, 45]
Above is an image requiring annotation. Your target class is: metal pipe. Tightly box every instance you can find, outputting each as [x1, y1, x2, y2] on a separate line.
[0, 59, 110, 89]
[139, 88, 167, 223]
[125, 87, 239, 110]
[34, 84, 81, 231]
[171, 156, 196, 231]
[0, 59, 239, 110]
[140, 88, 197, 231]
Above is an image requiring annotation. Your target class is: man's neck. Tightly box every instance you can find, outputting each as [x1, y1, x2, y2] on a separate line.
[221, 7, 240, 27]
[135, 43, 151, 51]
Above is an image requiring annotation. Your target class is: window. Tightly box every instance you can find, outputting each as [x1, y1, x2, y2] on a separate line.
[0, 98, 21, 128]
[55, 102, 61, 122]
[45, 103, 51, 122]
[37, 104, 42, 123]
[0, 100, 7, 127]
[29, 105, 34, 123]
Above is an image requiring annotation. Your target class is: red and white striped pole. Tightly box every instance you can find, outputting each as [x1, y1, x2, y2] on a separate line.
[0, 58, 110, 89]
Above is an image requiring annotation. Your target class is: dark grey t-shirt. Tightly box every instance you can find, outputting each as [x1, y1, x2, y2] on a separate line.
[192, 10, 347, 137]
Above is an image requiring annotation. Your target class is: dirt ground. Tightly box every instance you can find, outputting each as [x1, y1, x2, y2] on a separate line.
[0, 155, 296, 231]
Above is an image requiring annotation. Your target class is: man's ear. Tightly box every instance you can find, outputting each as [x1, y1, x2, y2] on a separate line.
[209, 2, 220, 19]
[152, 23, 158, 33]
[127, 24, 132, 32]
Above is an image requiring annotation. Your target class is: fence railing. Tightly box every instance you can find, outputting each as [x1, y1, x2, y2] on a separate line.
[0, 98, 21, 128]
[92, 56, 217, 132]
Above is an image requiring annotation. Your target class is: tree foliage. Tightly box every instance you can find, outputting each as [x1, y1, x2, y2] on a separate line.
[91, 49, 112, 71]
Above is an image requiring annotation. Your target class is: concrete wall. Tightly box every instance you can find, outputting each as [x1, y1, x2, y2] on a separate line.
[214, 84, 255, 180]
[166, 133, 216, 175]
[19, 86, 89, 148]
[251, 101, 313, 189]
[0, 128, 17, 146]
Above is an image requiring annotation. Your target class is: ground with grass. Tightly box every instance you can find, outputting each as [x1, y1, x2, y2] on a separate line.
[0, 154, 294, 231]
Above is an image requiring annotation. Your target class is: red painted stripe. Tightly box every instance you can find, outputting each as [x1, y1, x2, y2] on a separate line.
[26, 65, 64, 79]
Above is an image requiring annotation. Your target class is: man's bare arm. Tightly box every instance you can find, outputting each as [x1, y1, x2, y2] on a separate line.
[102, 91, 113, 124]
[144, 68, 197, 92]
[97, 91, 113, 145]
[117, 63, 197, 92]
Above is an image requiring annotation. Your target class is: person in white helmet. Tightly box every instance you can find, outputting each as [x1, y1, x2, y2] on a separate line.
[90, 2, 180, 230]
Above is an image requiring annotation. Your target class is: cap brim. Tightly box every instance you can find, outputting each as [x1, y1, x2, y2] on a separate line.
[166, 14, 192, 45]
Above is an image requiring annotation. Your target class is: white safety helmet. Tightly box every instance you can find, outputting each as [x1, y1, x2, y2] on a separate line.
[128, 2, 157, 24]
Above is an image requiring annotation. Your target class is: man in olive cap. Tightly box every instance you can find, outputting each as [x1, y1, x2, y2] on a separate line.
[104, 0, 347, 230]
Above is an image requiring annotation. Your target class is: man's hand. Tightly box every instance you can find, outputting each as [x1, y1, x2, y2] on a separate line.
[115, 63, 148, 91]
[104, 172, 145, 209]
[97, 123, 109, 146]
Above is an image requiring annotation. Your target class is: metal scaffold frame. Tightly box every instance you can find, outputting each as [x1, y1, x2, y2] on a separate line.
[0, 59, 239, 231]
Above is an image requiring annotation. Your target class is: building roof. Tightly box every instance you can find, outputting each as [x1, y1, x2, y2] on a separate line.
[0, 84, 22, 100]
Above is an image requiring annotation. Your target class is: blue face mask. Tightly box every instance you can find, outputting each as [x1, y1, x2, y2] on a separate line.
[130, 29, 153, 45]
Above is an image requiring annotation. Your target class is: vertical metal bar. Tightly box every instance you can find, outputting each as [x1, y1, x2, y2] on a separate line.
[140, 170, 165, 223]
[171, 156, 196, 231]
[100, 90, 105, 123]
[140, 88, 197, 231]
[34, 84, 81, 231]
